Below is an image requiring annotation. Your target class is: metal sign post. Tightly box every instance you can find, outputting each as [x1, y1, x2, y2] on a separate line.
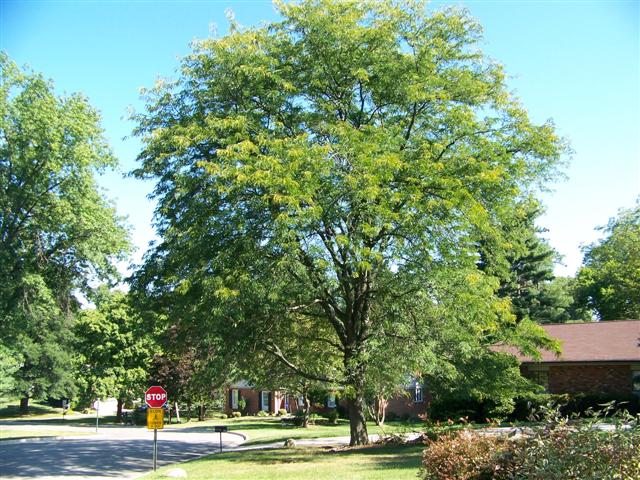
[146, 403, 165, 471]
[214, 425, 228, 453]
[153, 428, 158, 470]
[145, 386, 167, 471]
[93, 399, 100, 433]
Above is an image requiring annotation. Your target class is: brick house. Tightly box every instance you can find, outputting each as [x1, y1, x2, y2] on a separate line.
[225, 378, 427, 417]
[226, 380, 301, 415]
[502, 320, 640, 395]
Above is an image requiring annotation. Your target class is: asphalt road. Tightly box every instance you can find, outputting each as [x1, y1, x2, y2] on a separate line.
[0, 427, 244, 480]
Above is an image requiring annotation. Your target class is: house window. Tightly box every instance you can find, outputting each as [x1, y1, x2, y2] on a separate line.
[284, 395, 290, 412]
[231, 389, 239, 410]
[414, 384, 423, 403]
[632, 371, 640, 393]
[298, 396, 305, 407]
[327, 394, 336, 408]
[261, 391, 270, 412]
[529, 370, 549, 392]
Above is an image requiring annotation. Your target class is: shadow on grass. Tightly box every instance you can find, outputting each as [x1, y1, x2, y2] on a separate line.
[0, 403, 58, 419]
[1, 415, 122, 426]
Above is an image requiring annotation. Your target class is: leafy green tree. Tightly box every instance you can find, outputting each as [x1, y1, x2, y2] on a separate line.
[576, 203, 640, 320]
[132, 0, 564, 444]
[0, 54, 130, 412]
[535, 276, 592, 323]
[75, 291, 153, 421]
[480, 200, 589, 324]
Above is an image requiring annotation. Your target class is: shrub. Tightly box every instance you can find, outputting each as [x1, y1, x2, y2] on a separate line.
[385, 411, 399, 422]
[420, 410, 640, 480]
[326, 409, 338, 424]
[256, 410, 268, 417]
[420, 430, 517, 480]
[278, 408, 288, 416]
[231, 411, 242, 418]
[559, 393, 640, 417]
[508, 392, 640, 422]
[515, 423, 640, 480]
[428, 397, 489, 423]
[508, 393, 568, 422]
[132, 407, 150, 426]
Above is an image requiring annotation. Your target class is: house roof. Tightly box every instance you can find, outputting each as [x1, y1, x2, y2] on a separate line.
[500, 320, 640, 363]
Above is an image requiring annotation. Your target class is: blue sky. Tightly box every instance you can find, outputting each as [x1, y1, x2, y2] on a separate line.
[1, 0, 638, 276]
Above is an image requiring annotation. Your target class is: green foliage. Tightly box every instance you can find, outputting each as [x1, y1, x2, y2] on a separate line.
[132, 0, 565, 444]
[325, 409, 339, 424]
[421, 412, 640, 480]
[0, 344, 21, 396]
[479, 200, 589, 324]
[576, 202, 640, 320]
[558, 393, 640, 418]
[0, 54, 130, 408]
[420, 430, 516, 480]
[74, 291, 153, 408]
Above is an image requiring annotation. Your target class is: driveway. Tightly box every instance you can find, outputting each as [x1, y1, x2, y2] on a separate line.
[0, 425, 244, 480]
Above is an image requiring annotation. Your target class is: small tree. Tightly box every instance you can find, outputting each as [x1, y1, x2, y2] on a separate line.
[75, 291, 153, 421]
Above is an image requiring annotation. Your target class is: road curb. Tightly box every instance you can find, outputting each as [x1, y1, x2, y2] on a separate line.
[0, 434, 93, 445]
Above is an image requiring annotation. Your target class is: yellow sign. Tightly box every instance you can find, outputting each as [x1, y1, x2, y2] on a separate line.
[147, 408, 164, 430]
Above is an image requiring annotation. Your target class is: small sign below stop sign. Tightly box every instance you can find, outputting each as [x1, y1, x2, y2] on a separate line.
[145, 386, 168, 408]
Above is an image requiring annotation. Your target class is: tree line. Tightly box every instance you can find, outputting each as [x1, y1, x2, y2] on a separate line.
[1, 0, 638, 445]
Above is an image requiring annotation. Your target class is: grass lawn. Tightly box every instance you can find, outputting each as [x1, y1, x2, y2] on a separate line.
[0, 429, 97, 441]
[0, 400, 64, 419]
[165, 417, 422, 446]
[145, 444, 425, 480]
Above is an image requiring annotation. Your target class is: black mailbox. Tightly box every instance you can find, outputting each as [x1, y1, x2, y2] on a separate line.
[214, 425, 228, 433]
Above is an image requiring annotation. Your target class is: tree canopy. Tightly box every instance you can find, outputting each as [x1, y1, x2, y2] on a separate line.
[576, 202, 640, 320]
[132, 0, 564, 444]
[74, 290, 154, 419]
[0, 54, 130, 410]
[480, 199, 589, 324]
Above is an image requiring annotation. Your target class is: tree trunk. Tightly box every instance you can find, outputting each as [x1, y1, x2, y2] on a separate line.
[20, 396, 29, 415]
[116, 398, 124, 423]
[199, 402, 205, 421]
[302, 394, 311, 428]
[187, 399, 191, 421]
[174, 401, 181, 423]
[348, 390, 369, 446]
[375, 395, 387, 426]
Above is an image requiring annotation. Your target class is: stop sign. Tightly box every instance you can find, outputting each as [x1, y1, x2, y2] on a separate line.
[145, 386, 168, 408]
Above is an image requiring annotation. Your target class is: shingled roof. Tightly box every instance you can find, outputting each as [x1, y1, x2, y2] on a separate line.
[501, 320, 640, 363]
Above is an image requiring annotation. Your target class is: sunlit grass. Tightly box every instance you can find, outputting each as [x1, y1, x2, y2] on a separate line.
[164, 416, 422, 446]
[145, 444, 424, 480]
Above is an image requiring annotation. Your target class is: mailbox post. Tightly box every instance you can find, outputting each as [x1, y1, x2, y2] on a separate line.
[214, 425, 228, 453]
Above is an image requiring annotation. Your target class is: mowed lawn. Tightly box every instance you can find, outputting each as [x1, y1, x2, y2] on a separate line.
[145, 444, 425, 480]
[164, 417, 422, 446]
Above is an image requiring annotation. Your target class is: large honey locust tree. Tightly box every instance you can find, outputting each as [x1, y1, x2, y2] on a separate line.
[0, 55, 130, 412]
[132, 0, 564, 445]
